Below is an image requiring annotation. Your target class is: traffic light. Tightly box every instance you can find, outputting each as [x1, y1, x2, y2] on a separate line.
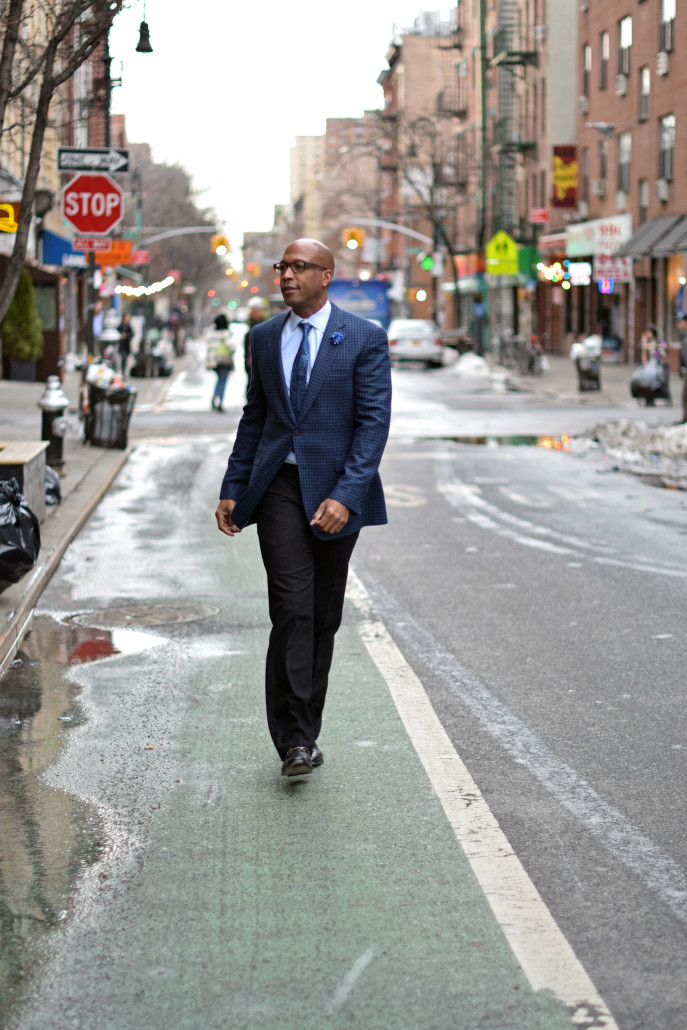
[224, 267, 235, 277]
[246, 262, 261, 277]
[418, 252, 433, 271]
[342, 227, 366, 250]
[211, 234, 229, 256]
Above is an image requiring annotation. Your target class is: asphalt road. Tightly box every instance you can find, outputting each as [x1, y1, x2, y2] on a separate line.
[1, 340, 685, 1030]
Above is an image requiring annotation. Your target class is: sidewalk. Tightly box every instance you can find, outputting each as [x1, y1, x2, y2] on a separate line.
[0, 359, 188, 669]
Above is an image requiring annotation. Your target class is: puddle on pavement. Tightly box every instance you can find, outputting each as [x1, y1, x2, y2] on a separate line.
[0, 613, 165, 1025]
[443, 433, 573, 450]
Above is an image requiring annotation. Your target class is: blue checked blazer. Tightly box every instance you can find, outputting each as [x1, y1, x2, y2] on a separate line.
[219, 303, 392, 540]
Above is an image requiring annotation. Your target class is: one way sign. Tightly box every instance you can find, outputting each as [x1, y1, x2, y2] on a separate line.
[58, 147, 130, 174]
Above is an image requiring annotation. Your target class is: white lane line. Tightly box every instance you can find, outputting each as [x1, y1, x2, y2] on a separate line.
[347, 570, 619, 1029]
[327, 949, 376, 1014]
[437, 473, 687, 577]
[351, 573, 687, 927]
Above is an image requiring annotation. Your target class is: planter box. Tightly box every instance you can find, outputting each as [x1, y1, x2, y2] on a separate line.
[0, 441, 49, 523]
[9, 359, 37, 382]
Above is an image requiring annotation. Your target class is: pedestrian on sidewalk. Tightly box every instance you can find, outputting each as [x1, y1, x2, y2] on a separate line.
[118, 312, 134, 376]
[215, 238, 392, 778]
[677, 312, 687, 424]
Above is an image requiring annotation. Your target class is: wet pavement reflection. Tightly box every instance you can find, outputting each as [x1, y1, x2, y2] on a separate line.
[0, 616, 118, 1025]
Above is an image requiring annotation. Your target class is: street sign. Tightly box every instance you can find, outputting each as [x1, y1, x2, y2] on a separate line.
[131, 249, 150, 264]
[485, 231, 519, 276]
[61, 173, 124, 236]
[58, 147, 130, 174]
[529, 208, 549, 225]
[95, 239, 133, 267]
[74, 237, 113, 252]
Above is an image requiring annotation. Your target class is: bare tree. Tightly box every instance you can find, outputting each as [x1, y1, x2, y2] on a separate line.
[0, 0, 126, 352]
[123, 156, 223, 288]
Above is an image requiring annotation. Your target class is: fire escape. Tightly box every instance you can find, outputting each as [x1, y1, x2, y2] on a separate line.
[490, 0, 538, 238]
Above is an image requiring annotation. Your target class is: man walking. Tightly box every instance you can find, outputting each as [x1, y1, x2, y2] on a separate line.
[215, 239, 392, 777]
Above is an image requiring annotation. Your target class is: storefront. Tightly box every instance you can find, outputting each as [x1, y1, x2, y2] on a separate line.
[616, 214, 687, 370]
[566, 215, 634, 362]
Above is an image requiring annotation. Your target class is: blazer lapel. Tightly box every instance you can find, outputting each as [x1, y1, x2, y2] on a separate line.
[266, 312, 291, 415]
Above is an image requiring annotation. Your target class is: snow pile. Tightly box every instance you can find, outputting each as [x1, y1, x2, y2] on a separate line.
[575, 418, 687, 487]
[450, 353, 492, 378]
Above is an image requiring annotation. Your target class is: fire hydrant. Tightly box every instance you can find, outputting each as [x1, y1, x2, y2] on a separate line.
[38, 375, 70, 469]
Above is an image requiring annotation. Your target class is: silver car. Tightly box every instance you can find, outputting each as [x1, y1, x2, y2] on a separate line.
[387, 318, 444, 368]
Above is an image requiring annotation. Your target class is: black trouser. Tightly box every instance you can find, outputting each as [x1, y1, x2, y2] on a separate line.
[255, 464, 358, 758]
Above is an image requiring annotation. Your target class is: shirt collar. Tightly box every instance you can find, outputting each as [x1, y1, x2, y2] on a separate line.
[287, 300, 331, 333]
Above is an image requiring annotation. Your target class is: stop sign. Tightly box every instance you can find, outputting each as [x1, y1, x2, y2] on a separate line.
[61, 173, 124, 235]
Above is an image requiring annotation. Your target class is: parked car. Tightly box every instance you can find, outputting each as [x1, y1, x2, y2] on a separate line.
[386, 318, 444, 368]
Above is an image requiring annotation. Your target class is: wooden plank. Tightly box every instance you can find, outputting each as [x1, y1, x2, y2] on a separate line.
[0, 441, 49, 464]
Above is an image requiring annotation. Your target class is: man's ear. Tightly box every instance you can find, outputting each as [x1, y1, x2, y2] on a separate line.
[323, 268, 333, 286]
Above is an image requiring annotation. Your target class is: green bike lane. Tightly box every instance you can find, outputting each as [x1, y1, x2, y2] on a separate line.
[5, 439, 616, 1030]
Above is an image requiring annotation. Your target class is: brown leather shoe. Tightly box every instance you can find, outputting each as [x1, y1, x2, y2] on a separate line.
[281, 746, 313, 777]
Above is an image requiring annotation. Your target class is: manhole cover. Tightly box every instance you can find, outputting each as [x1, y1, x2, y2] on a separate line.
[66, 603, 219, 629]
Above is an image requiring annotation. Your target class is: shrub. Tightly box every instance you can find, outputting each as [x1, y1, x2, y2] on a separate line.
[1, 268, 44, 362]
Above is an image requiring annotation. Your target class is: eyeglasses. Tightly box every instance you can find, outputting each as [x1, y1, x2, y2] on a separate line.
[273, 260, 328, 275]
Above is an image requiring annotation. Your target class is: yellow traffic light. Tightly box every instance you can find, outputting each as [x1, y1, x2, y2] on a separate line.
[342, 227, 366, 250]
[224, 267, 235, 277]
[211, 234, 229, 255]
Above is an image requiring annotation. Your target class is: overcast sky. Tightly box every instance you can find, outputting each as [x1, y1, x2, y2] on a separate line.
[109, 1, 454, 262]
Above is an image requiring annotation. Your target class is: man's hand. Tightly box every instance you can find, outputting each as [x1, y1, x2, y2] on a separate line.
[310, 498, 350, 535]
[215, 498, 241, 537]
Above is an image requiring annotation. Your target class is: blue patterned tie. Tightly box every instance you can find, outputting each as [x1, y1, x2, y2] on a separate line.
[290, 321, 312, 418]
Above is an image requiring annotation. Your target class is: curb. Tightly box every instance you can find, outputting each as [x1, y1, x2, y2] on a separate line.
[0, 446, 132, 672]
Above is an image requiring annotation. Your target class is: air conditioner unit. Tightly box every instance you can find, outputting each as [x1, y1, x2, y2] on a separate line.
[615, 74, 628, 96]
[578, 199, 589, 218]
[657, 51, 669, 76]
[578, 95, 589, 114]
[616, 189, 627, 212]
[655, 177, 669, 202]
[534, 24, 546, 42]
[591, 178, 607, 197]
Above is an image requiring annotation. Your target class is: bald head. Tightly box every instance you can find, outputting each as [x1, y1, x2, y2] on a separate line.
[290, 238, 335, 272]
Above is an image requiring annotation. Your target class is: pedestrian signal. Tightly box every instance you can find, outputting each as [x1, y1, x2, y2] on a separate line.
[342, 227, 366, 250]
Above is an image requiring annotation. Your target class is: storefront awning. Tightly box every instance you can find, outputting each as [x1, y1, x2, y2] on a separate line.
[615, 215, 683, 257]
[651, 215, 687, 255]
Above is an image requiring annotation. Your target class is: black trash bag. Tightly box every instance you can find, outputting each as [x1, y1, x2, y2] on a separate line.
[45, 466, 62, 506]
[0, 478, 41, 593]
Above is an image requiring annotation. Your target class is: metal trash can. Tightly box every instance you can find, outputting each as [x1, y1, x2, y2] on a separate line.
[85, 385, 136, 449]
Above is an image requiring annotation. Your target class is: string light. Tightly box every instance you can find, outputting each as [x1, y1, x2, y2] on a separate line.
[115, 275, 175, 297]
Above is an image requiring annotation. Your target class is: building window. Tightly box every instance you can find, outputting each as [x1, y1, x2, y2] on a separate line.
[660, 0, 675, 52]
[618, 16, 632, 76]
[540, 77, 546, 136]
[639, 67, 650, 121]
[582, 147, 589, 202]
[540, 169, 546, 207]
[600, 31, 609, 89]
[639, 179, 649, 224]
[659, 113, 675, 179]
[583, 43, 591, 97]
[618, 132, 631, 191]
[599, 138, 608, 181]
